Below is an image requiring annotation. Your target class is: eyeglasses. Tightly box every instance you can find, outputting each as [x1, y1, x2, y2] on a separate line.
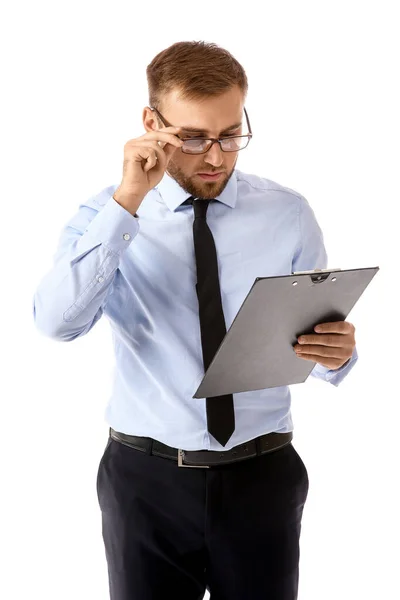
[149, 106, 253, 155]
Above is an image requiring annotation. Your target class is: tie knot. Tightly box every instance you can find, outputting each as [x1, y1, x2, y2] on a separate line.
[183, 196, 213, 219]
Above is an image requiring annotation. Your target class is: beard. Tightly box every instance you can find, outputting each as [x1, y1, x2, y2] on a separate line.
[165, 156, 237, 200]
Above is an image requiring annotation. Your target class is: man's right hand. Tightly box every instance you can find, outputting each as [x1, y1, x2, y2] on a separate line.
[113, 126, 184, 216]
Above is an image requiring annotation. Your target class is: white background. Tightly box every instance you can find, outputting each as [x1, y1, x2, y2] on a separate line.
[1, 1, 398, 598]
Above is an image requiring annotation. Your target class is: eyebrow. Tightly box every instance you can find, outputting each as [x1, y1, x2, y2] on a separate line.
[180, 121, 242, 134]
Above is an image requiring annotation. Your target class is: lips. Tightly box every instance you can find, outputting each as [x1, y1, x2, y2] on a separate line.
[197, 172, 224, 180]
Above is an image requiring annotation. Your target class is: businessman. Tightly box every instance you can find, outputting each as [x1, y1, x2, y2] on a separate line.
[33, 40, 357, 600]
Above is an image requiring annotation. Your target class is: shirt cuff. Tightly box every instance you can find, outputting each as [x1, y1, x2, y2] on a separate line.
[85, 195, 140, 254]
[310, 345, 358, 386]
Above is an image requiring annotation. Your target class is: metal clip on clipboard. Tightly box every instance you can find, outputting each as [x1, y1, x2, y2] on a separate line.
[292, 268, 342, 284]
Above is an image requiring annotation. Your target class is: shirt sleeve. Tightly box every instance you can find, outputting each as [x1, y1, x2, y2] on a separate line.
[291, 194, 358, 385]
[32, 188, 139, 341]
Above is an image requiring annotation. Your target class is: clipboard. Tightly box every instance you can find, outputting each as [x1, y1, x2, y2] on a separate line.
[193, 266, 379, 398]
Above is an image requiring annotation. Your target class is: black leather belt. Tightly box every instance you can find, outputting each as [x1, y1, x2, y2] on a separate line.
[109, 427, 293, 468]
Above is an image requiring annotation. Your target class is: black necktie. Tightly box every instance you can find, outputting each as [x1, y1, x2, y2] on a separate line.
[183, 196, 235, 447]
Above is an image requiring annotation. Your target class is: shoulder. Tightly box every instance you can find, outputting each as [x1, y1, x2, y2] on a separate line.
[235, 169, 307, 209]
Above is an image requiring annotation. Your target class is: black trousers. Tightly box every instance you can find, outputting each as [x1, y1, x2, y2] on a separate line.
[96, 432, 309, 600]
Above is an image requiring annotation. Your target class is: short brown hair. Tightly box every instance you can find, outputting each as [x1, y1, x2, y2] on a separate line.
[146, 41, 248, 113]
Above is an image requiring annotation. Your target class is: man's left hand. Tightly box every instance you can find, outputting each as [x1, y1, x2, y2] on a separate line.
[293, 321, 356, 370]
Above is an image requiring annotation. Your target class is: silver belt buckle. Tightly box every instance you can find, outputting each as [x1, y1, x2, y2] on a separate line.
[178, 449, 210, 468]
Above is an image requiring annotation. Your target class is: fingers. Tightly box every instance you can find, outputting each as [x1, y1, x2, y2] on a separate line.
[297, 354, 345, 369]
[294, 344, 348, 359]
[143, 149, 158, 172]
[140, 127, 184, 149]
[133, 145, 164, 172]
[131, 130, 183, 169]
[299, 333, 352, 347]
[315, 321, 355, 334]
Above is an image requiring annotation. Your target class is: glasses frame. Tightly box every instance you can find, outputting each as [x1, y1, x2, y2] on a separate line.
[149, 106, 253, 154]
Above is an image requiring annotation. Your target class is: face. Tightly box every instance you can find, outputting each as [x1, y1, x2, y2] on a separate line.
[144, 86, 245, 200]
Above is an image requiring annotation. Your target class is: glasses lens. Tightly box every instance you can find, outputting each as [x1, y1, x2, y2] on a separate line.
[181, 139, 211, 154]
[220, 136, 250, 151]
[182, 136, 250, 154]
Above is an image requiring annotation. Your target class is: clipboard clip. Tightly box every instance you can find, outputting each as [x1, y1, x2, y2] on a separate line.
[292, 268, 341, 275]
[292, 268, 342, 284]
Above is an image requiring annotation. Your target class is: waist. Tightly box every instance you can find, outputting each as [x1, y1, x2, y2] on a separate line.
[109, 427, 293, 468]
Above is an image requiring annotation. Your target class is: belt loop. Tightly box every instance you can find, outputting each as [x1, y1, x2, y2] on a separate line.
[255, 436, 262, 456]
[148, 438, 154, 456]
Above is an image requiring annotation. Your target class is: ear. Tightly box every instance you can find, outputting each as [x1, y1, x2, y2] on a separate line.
[142, 107, 158, 133]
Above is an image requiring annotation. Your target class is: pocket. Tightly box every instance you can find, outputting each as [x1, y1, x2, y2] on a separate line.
[289, 443, 309, 487]
[96, 436, 113, 500]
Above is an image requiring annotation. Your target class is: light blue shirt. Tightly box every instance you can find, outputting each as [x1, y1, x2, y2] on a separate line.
[33, 169, 358, 450]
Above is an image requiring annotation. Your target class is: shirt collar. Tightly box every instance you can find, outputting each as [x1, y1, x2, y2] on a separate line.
[155, 169, 238, 213]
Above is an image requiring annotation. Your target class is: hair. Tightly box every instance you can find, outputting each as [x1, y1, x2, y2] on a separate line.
[146, 41, 248, 115]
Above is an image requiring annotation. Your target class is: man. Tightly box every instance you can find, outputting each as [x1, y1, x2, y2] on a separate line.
[33, 40, 357, 600]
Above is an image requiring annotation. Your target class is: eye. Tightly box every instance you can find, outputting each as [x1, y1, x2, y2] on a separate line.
[182, 132, 239, 141]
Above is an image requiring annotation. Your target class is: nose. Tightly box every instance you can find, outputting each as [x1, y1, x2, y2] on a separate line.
[203, 141, 224, 167]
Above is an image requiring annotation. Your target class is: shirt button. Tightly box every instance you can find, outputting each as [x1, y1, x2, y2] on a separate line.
[123, 233, 131, 241]
[97, 276, 104, 283]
